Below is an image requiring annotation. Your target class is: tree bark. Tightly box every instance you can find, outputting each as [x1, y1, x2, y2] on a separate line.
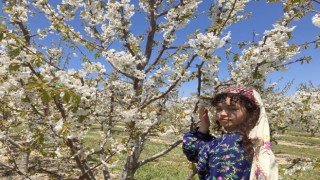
[121, 140, 140, 180]
[17, 150, 30, 174]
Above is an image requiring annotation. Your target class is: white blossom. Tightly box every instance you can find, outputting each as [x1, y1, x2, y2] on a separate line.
[53, 119, 64, 133]
[312, 14, 320, 28]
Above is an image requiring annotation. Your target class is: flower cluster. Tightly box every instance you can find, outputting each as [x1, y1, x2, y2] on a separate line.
[3, 0, 29, 23]
[231, 23, 298, 87]
[284, 158, 314, 176]
[103, 49, 146, 80]
[312, 14, 320, 28]
[160, 0, 202, 44]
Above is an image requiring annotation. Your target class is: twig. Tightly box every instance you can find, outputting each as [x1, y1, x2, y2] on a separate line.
[140, 55, 197, 109]
[136, 139, 182, 168]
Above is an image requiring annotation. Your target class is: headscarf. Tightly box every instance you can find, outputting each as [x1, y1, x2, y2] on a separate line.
[222, 86, 278, 180]
[249, 90, 278, 180]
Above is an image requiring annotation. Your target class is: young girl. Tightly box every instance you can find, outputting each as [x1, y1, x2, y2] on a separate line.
[182, 86, 278, 180]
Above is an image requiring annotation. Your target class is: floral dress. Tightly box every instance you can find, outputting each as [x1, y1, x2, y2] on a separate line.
[183, 129, 251, 180]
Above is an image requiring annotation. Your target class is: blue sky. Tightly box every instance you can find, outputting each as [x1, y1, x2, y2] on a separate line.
[237, 2, 319, 94]
[1, 1, 319, 95]
[180, 1, 320, 95]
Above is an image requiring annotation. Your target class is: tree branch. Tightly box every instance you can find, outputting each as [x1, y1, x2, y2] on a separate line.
[140, 55, 197, 109]
[0, 160, 32, 180]
[144, 0, 157, 67]
[66, 138, 96, 180]
[145, 45, 167, 73]
[16, 21, 31, 45]
[189, 61, 205, 132]
[217, 0, 238, 35]
[136, 139, 182, 168]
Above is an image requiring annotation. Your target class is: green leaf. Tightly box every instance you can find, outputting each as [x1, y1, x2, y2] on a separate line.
[94, 51, 101, 59]
[36, 133, 45, 144]
[233, 53, 239, 62]
[71, 106, 79, 113]
[9, 63, 20, 71]
[252, 72, 263, 79]
[9, 48, 21, 57]
[78, 115, 86, 123]
[21, 97, 29, 102]
[40, 89, 51, 104]
[0, 33, 4, 41]
[72, 93, 81, 104]
[314, 162, 320, 168]
[63, 91, 71, 103]
[35, 57, 43, 67]
[25, 82, 40, 89]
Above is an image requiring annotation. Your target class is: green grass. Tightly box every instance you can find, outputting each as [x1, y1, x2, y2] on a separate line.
[273, 144, 320, 159]
[136, 141, 191, 180]
[276, 135, 320, 145]
[272, 130, 320, 179]
[284, 129, 320, 138]
[82, 130, 104, 149]
[135, 161, 191, 180]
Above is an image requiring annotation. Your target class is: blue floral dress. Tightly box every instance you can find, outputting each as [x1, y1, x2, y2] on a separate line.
[182, 128, 251, 180]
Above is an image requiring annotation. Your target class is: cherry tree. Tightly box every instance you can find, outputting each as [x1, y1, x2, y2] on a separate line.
[290, 83, 320, 136]
[0, 0, 319, 179]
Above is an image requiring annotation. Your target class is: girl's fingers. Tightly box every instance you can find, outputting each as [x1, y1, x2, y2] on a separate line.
[199, 107, 209, 121]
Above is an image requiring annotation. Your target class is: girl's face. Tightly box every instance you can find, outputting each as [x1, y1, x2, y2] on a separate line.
[215, 97, 248, 132]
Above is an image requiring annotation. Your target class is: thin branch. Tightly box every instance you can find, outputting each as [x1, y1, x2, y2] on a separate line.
[313, 0, 320, 4]
[7, 137, 21, 149]
[298, 38, 320, 47]
[299, 1, 320, 13]
[16, 21, 31, 45]
[30, 103, 45, 117]
[186, 163, 197, 180]
[136, 139, 182, 168]
[0, 160, 32, 180]
[66, 138, 96, 180]
[53, 95, 67, 120]
[217, 0, 238, 35]
[144, 0, 157, 66]
[275, 56, 312, 69]
[145, 45, 167, 73]
[140, 55, 197, 109]
[145, 44, 180, 74]
[99, 90, 115, 180]
[120, 7, 136, 58]
[189, 61, 205, 132]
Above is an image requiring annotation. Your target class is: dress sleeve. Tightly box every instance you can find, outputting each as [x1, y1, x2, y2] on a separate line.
[182, 127, 215, 163]
[197, 144, 210, 180]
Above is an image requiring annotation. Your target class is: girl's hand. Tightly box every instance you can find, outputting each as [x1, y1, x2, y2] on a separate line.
[198, 106, 210, 134]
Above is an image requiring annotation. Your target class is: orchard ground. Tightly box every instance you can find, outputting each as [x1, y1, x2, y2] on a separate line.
[1, 126, 319, 180]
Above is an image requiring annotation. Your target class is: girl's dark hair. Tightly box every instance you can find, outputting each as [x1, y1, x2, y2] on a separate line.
[212, 93, 260, 161]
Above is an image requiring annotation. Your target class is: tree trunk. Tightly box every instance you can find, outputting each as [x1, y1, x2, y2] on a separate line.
[121, 140, 140, 180]
[66, 138, 96, 180]
[310, 129, 315, 137]
[17, 150, 30, 174]
[186, 163, 197, 180]
[100, 121, 104, 131]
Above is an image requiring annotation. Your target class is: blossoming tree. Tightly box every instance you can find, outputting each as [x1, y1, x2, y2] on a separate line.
[0, 0, 319, 179]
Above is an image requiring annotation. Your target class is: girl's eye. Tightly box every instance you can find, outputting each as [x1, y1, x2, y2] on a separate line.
[229, 107, 238, 111]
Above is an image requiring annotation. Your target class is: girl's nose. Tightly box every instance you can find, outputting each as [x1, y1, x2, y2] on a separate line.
[219, 109, 228, 116]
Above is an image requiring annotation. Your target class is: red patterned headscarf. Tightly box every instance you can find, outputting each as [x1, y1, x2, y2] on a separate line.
[223, 86, 257, 106]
